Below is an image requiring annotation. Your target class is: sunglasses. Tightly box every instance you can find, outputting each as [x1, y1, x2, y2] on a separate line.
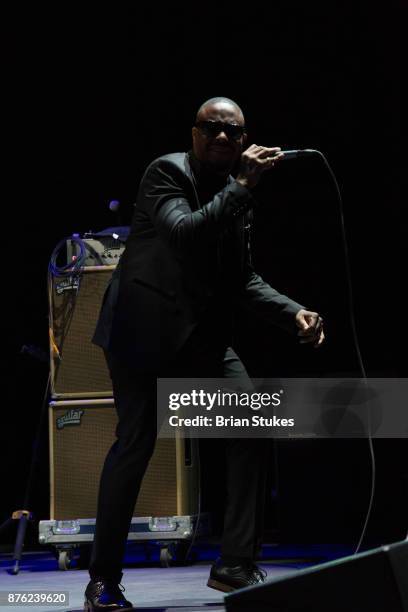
[195, 120, 245, 141]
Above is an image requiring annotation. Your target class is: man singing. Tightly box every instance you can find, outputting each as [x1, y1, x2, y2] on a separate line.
[85, 97, 324, 610]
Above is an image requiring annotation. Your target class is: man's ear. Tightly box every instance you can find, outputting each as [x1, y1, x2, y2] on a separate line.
[241, 132, 248, 148]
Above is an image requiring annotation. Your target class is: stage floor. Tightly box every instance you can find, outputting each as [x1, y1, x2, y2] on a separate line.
[0, 544, 353, 611]
[0, 552, 302, 612]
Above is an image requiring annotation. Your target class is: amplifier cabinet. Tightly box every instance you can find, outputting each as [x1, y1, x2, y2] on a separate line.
[66, 237, 126, 267]
[49, 266, 114, 398]
[49, 399, 199, 520]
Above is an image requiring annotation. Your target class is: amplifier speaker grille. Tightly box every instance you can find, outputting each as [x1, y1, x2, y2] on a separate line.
[49, 399, 198, 520]
[49, 267, 114, 398]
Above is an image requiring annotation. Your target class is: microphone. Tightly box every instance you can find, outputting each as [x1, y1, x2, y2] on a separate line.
[280, 149, 318, 160]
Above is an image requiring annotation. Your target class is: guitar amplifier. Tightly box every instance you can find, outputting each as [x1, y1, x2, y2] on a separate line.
[49, 399, 199, 520]
[49, 266, 114, 398]
[66, 236, 126, 267]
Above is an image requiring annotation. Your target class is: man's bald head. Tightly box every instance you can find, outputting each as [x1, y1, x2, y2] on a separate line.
[195, 97, 245, 125]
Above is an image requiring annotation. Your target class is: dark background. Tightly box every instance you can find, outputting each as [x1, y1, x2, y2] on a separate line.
[2, 3, 406, 551]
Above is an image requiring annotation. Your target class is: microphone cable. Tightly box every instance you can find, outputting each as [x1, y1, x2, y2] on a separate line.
[311, 150, 375, 555]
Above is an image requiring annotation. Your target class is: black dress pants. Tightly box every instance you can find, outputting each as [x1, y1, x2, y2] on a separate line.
[89, 328, 270, 581]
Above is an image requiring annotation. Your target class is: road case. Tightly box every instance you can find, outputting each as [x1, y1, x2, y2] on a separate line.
[39, 514, 209, 569]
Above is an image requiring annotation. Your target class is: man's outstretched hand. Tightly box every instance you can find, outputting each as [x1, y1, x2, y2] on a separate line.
[295, 309, 325, 348]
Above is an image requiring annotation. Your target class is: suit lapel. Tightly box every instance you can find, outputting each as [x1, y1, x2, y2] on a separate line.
[183, 153, 201, 211]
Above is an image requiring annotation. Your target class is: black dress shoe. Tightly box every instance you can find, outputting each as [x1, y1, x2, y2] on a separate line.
[84, 580, 133, 611]
[207, 559, 267, 592]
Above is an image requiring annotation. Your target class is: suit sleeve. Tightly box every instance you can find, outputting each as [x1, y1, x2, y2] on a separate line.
[138, 158, 255, 250]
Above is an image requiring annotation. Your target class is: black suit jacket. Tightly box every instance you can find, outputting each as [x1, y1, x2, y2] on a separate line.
[93, 152, 304, 372]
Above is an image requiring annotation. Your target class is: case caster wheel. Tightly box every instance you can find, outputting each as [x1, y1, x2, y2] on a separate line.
[58, 549, 73, 570]
[159, 544, 174, 567]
